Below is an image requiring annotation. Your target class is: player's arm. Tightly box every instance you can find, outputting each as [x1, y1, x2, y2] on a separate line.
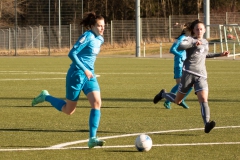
[68, 35, 90, 72]
[206, 51, 230, 58]
[170, 37, 184, 57]
[177, 37, 197, 51]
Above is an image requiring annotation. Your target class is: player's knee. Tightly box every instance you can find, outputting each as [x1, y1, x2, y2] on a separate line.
[92, 100, 101, 109]
[63, 104, 76, 115]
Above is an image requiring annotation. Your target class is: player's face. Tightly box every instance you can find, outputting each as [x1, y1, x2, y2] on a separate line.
[91, 19, 105, 36]
[193, 23, 205, 39]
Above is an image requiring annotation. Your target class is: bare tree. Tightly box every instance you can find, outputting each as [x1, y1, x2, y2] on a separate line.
[197, 0, 203, 13]
[0, 0, 26, 27]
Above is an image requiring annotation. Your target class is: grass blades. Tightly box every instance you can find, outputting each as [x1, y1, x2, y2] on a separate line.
[0, 56, 240, 160]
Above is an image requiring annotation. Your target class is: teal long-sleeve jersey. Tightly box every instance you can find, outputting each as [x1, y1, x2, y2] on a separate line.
[68, 30, 104, 73]
[170, 35, 187, 68]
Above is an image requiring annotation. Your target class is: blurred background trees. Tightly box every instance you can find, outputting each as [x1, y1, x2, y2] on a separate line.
[0, 0, 239, 27]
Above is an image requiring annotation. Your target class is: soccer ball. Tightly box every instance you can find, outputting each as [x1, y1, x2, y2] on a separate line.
[135, 134, 152, 152]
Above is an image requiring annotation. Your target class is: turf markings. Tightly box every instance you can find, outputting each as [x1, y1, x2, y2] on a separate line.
[0, 126, 240, 152]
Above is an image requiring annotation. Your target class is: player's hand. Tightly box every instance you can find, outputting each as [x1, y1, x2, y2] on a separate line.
[84, 69, 93, 80]
[195, 40, 202, 46]
[221, 51, 230, 56]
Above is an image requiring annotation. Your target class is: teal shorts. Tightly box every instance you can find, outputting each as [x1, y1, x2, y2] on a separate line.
[66, 68, 100, 101]
[174, 67, 183, 79]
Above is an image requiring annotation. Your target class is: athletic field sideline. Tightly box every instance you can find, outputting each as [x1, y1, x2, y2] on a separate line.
[0, 56, 239, 160]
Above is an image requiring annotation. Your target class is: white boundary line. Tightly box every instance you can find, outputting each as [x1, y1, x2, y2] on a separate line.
[49, 125, 240, 149]
[1, 142, 240, 152]
[0, 71, 101, 81]
[0, 125, 239, 152]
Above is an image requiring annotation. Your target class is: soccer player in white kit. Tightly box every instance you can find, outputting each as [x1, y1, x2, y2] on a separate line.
[154, 19, 230, 133]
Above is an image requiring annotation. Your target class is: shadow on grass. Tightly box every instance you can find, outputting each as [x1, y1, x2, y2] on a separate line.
[0, 128, 126, 134]
[0, 97, 239, 103]
[0, 128, 88, 133]
[105, 150, 137, 152]
[1, 145, 49, 148]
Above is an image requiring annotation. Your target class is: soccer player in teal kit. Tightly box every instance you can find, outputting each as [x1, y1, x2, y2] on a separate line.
[32, 12, 106, 148]
[154, 23, 192, 109]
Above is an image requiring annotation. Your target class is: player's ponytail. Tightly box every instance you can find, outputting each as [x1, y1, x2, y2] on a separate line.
[80, 12, 104, 29]
[176, 22, 191, 39]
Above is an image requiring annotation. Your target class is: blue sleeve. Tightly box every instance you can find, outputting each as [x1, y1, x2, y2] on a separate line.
[68, 34, 91, 71]
[170, 36, 185, 57]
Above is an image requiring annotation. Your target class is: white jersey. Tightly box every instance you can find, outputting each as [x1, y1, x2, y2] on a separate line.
[177, 36, 221, 78]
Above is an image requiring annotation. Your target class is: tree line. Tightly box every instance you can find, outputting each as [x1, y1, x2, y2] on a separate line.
[0, 0, 239, 27]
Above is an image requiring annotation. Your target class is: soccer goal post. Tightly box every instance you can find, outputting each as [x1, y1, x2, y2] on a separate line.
[219, 24, 240, 59]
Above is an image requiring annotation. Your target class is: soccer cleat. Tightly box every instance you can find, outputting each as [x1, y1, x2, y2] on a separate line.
[204, 121, 216, 133]
[32, 90, 49, 106]
[88, 137, 106, 148]
[163, 101, 171, 109]
[153, 89, 166, 104]
[178, 101, 189, 109]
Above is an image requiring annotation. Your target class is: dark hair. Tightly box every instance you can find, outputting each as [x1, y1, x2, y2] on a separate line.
[80, 12, 104, 29]
[190, 19, 205, 36]
[176, 22, 191, 39]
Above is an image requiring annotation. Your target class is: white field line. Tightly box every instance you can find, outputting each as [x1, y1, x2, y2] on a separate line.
[0, 71, 101, 81]
[0, 71, 234, 76]
[1, 142, 240, 152]
[49, 125, 240, 149]
[0, 71, 170, 75]
[0, 126, 239, 152]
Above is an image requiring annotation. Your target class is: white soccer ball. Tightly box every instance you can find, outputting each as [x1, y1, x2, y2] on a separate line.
[135, 134, 152, 152]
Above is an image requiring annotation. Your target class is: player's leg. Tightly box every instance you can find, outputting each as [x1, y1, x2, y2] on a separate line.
[154, 72, 191, 108]
[32, 90, 78, 114]
[32, 90, 50, 106]
[182, 87, 193, 101]
[163, 67, 181, 109]
[47, 75, 80, 114]
[195, 78, 215, 133]
[88, 91, 101, 137]
[61, 68, 84, 114]
[153, 89, 168, 104]
[197, 90, 209, 124]
[174, 72, 193, 109]
[84, 78, 105, 148]
[154, 88, 182, 104]
[164, 83, 179, 109]
[177, 76, 191, 109]
[61, 100, 77, 115]
[174, 91, 185, 104]
[32, 90, 68, 111]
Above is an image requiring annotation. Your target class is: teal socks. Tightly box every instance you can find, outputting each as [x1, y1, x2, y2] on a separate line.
[89, 109, 101, 138]
[45, 95, 66, 111]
